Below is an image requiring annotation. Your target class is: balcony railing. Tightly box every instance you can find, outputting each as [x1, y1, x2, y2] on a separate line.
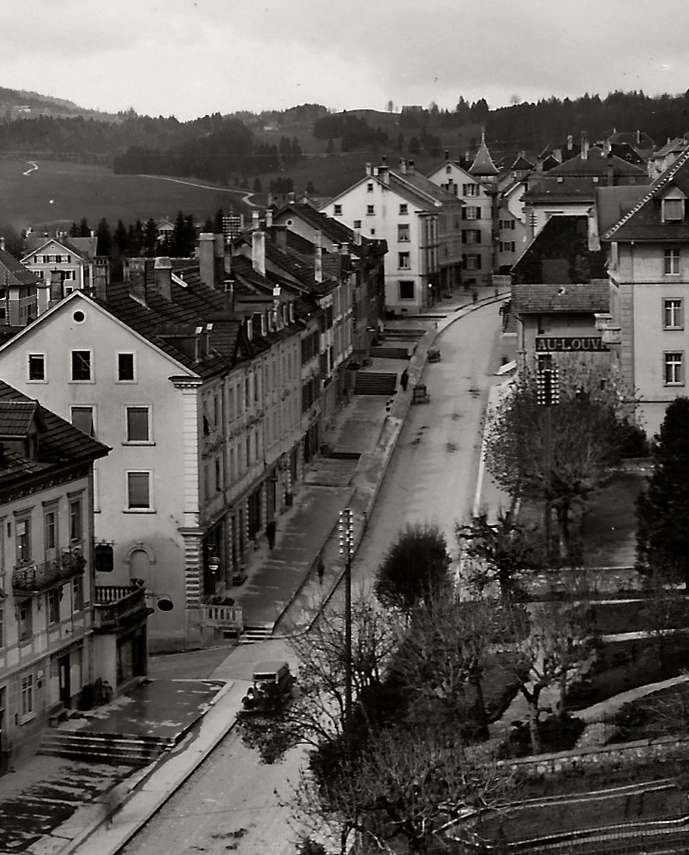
[93, 584, 151, 630]
[12, 549, 86, 596]
[201, 602, 244, 634]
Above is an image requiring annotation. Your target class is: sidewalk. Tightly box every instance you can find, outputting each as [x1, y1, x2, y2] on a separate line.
[0, 286, 509, 855]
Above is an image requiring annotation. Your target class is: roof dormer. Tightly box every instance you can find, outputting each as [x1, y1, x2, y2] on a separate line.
[661, 187, 687, 223]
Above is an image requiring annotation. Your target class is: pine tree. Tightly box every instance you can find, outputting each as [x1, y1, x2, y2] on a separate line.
[636, 397, 689, 587]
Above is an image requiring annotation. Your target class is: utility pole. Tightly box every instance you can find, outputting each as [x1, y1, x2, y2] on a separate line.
[338, 507, 354, 726]
[536, 356, 559, 564]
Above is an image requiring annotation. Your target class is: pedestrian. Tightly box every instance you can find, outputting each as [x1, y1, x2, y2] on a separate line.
[400, 368, 409, 391]
[472, 290, 478, 305]
[317, 556, 325, 585]
[266, 519, 276, 550]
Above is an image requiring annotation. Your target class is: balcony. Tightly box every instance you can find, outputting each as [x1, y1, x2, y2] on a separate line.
[12, 549, 86, 596]
[93, 584, 152, 631]
[201, 600, 244, 636]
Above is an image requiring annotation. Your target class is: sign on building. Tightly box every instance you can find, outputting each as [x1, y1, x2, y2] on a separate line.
[535, 336, 609, 353]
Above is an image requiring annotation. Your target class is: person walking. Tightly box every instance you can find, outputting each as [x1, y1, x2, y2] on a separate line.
[266, 519, 276, 549]
[400, 368, 409, 391]
[317, 556, 325, 585]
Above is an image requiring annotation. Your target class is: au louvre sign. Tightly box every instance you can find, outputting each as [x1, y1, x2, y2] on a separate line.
[536, 336, 609, 353]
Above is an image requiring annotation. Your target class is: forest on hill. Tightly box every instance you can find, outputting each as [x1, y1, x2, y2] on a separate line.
[1, 88, 689, 187]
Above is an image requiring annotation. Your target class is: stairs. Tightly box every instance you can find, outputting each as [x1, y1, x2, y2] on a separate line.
[39, 729, 175, 766]
[354, 372, 398, 396]
[369, 346, 410, 360]
[239, 624, 274, 644]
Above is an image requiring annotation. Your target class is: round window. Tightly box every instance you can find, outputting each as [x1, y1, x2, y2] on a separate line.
[73, 310, 85, 323]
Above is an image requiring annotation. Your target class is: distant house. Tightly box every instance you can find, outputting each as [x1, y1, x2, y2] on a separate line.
[322, 159, 463, 313]
[21, 233, 108, 309]
[600, 145, 689, 434]
[0, 240, 40, 325]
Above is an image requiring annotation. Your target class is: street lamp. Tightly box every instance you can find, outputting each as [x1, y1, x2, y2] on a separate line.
[536, 357, 559, 563]
[338, 507, 354, 725]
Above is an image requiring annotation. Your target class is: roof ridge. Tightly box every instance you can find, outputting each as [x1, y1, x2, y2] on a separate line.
[603, 146, 689, 240]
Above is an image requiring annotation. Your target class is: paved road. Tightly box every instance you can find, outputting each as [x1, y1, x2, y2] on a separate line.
[120, 302, 507, 854]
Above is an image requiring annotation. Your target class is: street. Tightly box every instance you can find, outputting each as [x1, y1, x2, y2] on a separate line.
[120, 300, 508, 854]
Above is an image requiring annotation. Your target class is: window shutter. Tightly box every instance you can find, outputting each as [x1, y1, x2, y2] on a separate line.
[477, 254, 482, 270]
[461, 208, 467, 220]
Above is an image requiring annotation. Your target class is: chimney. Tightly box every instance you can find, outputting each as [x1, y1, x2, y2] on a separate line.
[399, 158, 407, 174]
[288, 192, 295, 203]
[223, 278, 235, 313]
[444, 149, 450, 161]
[408, 160, 415, 174]
[273, 224, 288, 252]
[581, 132, 589, 160]
[314, 230, 323, 283]
[265, 208, 273, 228]
[154, 257, 172, 300]
[353, 229, 362, 245]
[567, 134, 573, 151]
[365, 162, 372, 176]
[267, 191, 273, 207]
[607, 153, 615, 186]
[198, 233, 215, 288]
[251, 210, 260, 230]
[378, 164, 390, 184]
[252, 230, 266, 277]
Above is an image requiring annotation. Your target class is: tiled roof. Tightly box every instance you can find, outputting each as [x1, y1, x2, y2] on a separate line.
[22, 235, 91, 261]
[512, 282, 609, 314]
[512, 215, 608, 285]
[0, 248, 40, 288]
[0, 381, 109, 474]
[595, 185, 648, 235]
[469, 136, 499, 176]
[603, 145, 689, 241]
[274, 203, 375, 251]
[547, 147, 647, 178]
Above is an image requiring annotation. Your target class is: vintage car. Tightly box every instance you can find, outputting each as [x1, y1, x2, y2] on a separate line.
[427, 347, 441, 362]
[240, 660, 294, 715]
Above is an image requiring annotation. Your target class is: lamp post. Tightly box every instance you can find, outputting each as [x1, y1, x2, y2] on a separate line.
[536, 357, 559, 563]
[338, 507, 354, 725]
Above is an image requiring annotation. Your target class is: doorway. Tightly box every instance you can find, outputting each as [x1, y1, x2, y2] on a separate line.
[58, 654, 71, 709]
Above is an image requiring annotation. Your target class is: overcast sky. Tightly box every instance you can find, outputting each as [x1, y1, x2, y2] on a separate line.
[5, 0, 689, 120]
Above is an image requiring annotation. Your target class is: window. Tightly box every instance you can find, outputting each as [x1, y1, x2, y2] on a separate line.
[18, 601, 32, 642]
[16, 517, 31, 564]
[664, 352, 684, 385]
[664, 249, 680, 275]
[463, 254, 482, 271]
[48, 588, 61, 625]
[127, 472, 151, 510]
[399, 204, 408, 215]
[463, 184, 478, 196]
[500, 241, 516, 253]
[463, 229, 481, 244]
[463, 206, 481, 220]
[28, 354, 45, 381]
[663, 197, 684, 222]
[71, 406, 95, 438]
[117, 353, 135, 382]
[72, 575, 84, 611]
[21, 673, 34, 718]
[399, 281, 415, 300]
[398, 224, 410, 242]
[398, 252, 410, 269]
[71, 350, 91, 381]
[44, 509, 57, 553]
[353, 219, 362, 229]
[499, 219, 516, 230]
[366, 205, 375, 215]
[367, 182, 374, 192]
[664, 298, 684, 329]
[69, 498, 83, 543]
[334, 204, 342, 215]
[126, 407, 150, 443]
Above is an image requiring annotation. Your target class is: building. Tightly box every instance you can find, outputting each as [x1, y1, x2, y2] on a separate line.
[510, 215, 610, 369]
[0, 241, 40, 326]
[0, 381, 134, 769]
[21, 233, 108, 311]
[321, 158, 463, 314]
[600, 145, 689, 435]
[523, 141, 649, 241]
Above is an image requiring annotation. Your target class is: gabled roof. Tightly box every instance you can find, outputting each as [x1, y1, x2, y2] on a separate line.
[0, 381, 109, 476]
[603, 145, 689, 241]
[512, 281, 609, 314]
[546, 146, 647, 178]
[653, 137, 689, 158]
[21, 235, 91, 263]
[0, 248, 40, 288]
[328, 165, 461, 212]
[274, 202, 375, 251]
[595, 185, 648, 235]
[512, 215, 607, 285]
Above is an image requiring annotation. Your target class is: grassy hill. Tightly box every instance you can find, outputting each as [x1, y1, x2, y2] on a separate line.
[0, 158, 253, 236]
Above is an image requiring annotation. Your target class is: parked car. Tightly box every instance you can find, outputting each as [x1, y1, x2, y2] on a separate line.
[240, 660, 294, 715]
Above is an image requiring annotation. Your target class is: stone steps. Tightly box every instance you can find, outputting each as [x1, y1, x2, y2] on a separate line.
[39, 728, 174, 766]
[354, 372, 398, 396]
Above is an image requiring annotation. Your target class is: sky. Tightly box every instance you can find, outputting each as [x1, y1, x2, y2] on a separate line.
[5, 0, 689, 121]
